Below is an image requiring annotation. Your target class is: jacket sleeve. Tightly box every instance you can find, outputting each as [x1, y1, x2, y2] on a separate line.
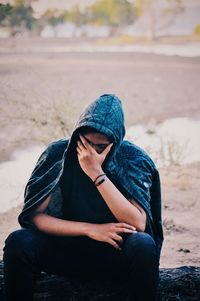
[118, 155, 163, 254]
[120, 156, 154, 215]
[18, 139, 68, 228]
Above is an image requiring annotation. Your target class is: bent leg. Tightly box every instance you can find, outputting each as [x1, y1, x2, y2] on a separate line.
[3, 229, 126, 300]
[122, 232, 160, 301]
[3, 228, 50, 301]
[3, 228, 159, 301]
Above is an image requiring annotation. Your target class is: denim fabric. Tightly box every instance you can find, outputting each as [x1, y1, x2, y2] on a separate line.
[3, 229, 159, 301]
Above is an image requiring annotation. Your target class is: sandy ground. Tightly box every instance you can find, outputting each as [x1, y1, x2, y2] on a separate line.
[0, 38, 200, 268]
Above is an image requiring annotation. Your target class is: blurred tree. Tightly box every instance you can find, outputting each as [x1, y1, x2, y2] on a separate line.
[9, 0, 35, 30]
[133, 0, 184, 39]
[194, 24, 200, 36]
[63, 5, 86, 26]
[86, 0, 136, 27]
[39, 5, 86, 29]
[0, 0, 36, 34]
[0, 4, 13, 25]
[40, 9, 65, 27]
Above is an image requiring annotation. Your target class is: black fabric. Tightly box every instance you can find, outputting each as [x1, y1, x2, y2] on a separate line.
[60, 146, 117, 224]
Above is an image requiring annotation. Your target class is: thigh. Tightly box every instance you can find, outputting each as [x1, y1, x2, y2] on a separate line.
[3, 228, 78, 276]
[6, 228, 129, 279]
[40, 234, 128, 279]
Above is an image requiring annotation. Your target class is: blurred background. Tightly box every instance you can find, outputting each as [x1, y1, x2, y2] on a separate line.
[0, 0, 200, 268]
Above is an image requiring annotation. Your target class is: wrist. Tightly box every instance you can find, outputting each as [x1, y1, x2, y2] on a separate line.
[89, 168, 104, 182]
[95, 175, 106, 187]
[83, 222, 94, 237]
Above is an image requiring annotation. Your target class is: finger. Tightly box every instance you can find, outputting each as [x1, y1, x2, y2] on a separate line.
[77, 139, 86, 150]
[116, 228, 137, 234]
[76, 146, 82, 154]
[116, 223, 136, 231]
[107, 238, 121, 250]
[76, 149, 81, 157]
[79, 134, 92, 150]
[101, 143, 113, 157]
[111, 233, 123, 243]
[80, 135, 96, 154]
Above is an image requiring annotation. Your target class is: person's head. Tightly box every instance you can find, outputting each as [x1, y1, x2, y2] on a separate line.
[71, 94, 125, 161]
[78, 127, 112, 154]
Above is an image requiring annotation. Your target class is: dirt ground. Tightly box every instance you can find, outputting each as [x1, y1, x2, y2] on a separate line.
[0, 38, 200, 268]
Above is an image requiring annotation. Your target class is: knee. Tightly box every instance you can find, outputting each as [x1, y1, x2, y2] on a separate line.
[3, 229, 38, 260]
[123, 232, 159, 265]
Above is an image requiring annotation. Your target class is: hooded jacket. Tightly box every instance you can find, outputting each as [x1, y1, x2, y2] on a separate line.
[18, 94, 163, 255]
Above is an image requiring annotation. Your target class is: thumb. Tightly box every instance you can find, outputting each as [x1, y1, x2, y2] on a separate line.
[102, 143, 113, 157]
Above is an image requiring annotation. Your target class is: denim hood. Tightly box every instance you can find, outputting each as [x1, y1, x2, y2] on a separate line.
[18, 94, 163, 255]
[72, 94, 125, 156]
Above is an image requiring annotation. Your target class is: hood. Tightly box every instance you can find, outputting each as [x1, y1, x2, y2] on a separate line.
[69, 94, 126, 160]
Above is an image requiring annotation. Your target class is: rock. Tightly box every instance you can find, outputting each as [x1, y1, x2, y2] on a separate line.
[0, 261, 199, 300]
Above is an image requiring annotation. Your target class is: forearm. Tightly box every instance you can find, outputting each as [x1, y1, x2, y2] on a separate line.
[95, 174, 146, 231]
[76, 134, 146, 231]
[31, 213, 91, 237]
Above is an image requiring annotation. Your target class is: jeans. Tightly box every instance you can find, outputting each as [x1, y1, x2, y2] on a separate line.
[3, 228, 160, 301]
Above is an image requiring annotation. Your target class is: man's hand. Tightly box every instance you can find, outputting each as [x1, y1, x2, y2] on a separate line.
[76, 134, 113, 181]
[86, 222, 137, 250]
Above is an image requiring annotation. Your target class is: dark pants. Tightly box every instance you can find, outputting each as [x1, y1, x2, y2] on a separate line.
[3, 228, 160, 301]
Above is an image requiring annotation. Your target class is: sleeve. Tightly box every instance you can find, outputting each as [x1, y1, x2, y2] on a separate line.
[18, 140, 67, 228]
[120, 155, 154, 217]
[118, 155, 163, 254]
[23, 141, 61, 205]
